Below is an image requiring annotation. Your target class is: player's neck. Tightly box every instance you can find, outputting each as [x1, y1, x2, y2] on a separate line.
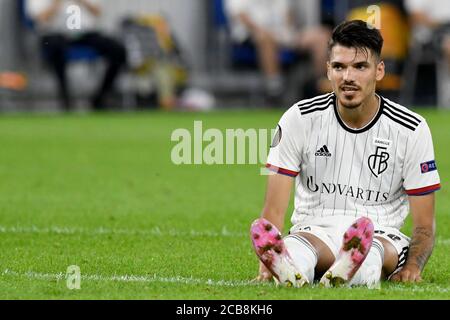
[337, 94, 380, 130]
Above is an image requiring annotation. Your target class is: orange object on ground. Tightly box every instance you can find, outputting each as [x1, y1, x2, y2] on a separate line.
[0, 72, 28, 91]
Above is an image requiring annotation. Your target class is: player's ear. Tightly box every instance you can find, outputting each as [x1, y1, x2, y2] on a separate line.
[376, 60, 385, 81]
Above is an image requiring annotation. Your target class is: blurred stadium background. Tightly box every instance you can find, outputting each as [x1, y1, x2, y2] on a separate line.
[0, 0, 448, 111]
[0, 0, 449, 299]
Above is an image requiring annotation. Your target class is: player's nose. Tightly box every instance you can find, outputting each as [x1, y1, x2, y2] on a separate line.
[342, 68, 355, 81]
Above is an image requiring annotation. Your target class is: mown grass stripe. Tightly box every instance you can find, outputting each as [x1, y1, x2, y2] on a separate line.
[0, 225, 449, 246]
[2, 270, 449, 293]
[0, 225, 246, 238]
[1, 270, 268, 288]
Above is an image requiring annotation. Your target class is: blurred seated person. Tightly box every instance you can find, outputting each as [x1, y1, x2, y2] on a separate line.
[405, 0, 450, 70]
[224, 0, 331, 101]
[26, 0, 127, 110]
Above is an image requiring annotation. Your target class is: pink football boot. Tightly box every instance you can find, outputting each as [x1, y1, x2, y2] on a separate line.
[250, 218, 308, 287]
[320, 217, 374, 287]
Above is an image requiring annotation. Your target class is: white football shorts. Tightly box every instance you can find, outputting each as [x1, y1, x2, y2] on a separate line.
[289, 216, 410, 277]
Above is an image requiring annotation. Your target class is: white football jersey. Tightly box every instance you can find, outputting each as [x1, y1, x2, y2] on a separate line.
[267, 92, 441, 229]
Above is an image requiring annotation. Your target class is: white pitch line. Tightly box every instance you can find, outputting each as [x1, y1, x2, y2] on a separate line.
[0, 225, 449, 246]
[1, 269, 267, 288]
[0, 225, 247, 238]
[2, 270, 449, 293]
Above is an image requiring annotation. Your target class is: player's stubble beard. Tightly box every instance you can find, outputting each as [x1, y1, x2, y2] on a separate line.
[338, 81, 363, 109]
[337, 80, 377, 111]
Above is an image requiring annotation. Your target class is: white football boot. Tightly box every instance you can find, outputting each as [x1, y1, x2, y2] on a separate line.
[250, 218, 309, 288]
[320, 217, 374, 287]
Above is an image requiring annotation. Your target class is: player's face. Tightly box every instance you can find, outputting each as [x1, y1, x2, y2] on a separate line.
[327, 45, 385, 109]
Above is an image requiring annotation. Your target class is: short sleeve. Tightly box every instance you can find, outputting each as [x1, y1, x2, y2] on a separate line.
[266, 106, 304, 177]
[403, 120, 441, 195]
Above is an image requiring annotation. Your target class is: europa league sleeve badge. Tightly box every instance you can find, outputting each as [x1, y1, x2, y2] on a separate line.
[271, 125, 282, 148]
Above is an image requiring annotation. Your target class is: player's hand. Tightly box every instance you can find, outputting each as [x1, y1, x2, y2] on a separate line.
[390, 264, 422, 283]
[251, 263, 273, 282]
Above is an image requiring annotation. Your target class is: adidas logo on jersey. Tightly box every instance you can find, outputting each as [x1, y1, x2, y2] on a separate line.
[315, 145, 332, 157]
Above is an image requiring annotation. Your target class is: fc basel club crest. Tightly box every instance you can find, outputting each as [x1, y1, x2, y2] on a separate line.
[271, 125, 282, 148]
[368, 146, 389, 178]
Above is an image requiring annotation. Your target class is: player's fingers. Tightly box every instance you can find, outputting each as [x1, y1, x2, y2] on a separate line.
[406, 272, 417, 283]
[403, 271, 422, 283]
[399, 270, 411, 282]
[389, 269, 422, 283]
[251, 276, 265, 283]
[395, 270, 409, 282]
[251, 272, 272, 283]
[260, 271, 272, 281]
[389, 272, 401, 282]
[413, 274, 422, 283]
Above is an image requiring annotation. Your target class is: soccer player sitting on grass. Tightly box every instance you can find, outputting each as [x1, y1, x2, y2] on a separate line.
[251, 20, 441, 288]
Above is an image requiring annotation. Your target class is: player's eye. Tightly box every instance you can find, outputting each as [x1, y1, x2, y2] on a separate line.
[355, 64, 367, 70]
[333, 65, 343, 71]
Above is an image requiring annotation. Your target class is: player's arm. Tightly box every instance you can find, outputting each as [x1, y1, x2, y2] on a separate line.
[261, 173, 294, 233]
[254, 106, 302, 281]
[255, 173, 294, 281]
[390, 193, 435, 282]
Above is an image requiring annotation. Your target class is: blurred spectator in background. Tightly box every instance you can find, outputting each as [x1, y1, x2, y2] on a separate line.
[121, 15, 189, 111]
[224, 0, 331, 102]
[25, 0, 127, 111]
[405, 0, 450, 70]
[345, 0, 409, 99]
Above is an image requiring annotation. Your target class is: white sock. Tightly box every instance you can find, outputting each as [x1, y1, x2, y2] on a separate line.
[283, 235, 318, 283]
[349, 238, 384, 289]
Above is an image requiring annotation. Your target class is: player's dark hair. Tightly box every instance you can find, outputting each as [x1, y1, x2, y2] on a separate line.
[328, 20, 384, 59]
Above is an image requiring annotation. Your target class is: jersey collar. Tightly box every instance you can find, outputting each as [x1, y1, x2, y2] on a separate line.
[333, 93, 384, 134]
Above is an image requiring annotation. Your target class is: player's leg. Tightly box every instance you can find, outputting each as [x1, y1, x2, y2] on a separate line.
[320, 217, 375, 287]
[347, 238, 385, 288]
[251, 218, 335, 286]
[285, 231, 335, 280]
[375, 229, 410, 279]
[251, 218, 309, 287]
[348, 229, 409, 288]
[283, 231, 335, 284]
[376, 237, 399, 278]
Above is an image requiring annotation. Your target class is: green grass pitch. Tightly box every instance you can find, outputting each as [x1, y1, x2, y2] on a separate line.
[0, 108, 448, 299]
